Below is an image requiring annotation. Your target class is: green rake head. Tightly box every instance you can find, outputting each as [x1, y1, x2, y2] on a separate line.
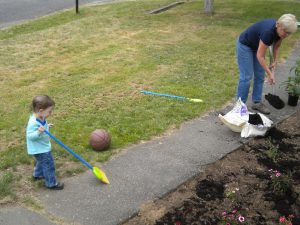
[93, 167, 110, 184]
[187, 98, 204, 103]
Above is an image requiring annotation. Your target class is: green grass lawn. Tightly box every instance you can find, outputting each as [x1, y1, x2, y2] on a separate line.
[0, 0, 299, 202]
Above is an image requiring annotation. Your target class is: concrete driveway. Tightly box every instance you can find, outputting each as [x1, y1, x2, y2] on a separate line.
[0, 0, 117, 28]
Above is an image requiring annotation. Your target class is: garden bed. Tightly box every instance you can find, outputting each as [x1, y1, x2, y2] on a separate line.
[122, 111, 300, 225]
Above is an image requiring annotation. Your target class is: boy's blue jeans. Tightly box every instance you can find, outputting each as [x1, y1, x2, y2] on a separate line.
[33, 151, 57, 188]
[236, 40, 265, 103]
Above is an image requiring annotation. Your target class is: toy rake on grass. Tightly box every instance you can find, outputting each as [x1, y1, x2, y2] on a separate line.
[141, 90, 203, 103]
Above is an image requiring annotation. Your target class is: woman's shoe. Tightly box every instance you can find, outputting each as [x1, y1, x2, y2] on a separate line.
[251, 102, 270, 114]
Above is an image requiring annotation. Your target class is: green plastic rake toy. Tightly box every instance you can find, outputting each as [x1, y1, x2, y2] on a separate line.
[141, 90, 203, 103]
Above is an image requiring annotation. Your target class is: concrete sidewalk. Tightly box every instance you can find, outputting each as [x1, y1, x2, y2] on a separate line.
[1, 42, 299, 225]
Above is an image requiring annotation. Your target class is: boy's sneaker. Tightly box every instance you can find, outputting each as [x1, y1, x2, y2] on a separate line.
[32, 176, 44, 181]
[47, 182, 64, 190]
[251, 102, 270, 115]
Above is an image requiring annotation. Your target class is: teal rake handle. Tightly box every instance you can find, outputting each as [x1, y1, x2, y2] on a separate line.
[141, 90, 186, 100]
[141, 90, 203, 103]
[36, 119, 92, 170]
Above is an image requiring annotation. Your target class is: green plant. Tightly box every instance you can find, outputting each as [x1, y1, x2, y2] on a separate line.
[265, 138, 280, 163]
[281, 60, 300, 97]
[268, 169, 291, 194]
[224, 187, 240, 202]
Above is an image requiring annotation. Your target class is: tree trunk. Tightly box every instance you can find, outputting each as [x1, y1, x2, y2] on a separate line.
[204, 0, 214, 15]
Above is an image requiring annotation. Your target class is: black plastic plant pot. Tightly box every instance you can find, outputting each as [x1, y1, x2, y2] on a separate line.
[288, 94, 299, 106]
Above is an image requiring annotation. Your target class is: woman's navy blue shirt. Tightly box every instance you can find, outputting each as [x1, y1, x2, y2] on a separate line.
[239, 19, 280, 50]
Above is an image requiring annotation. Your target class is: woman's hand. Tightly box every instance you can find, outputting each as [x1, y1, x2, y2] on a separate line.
[269, 61, 277, 70]
[267, 64, 276, 85]
[267, 73, 275, 85]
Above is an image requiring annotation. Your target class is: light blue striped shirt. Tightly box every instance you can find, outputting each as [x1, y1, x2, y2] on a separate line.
[26, 114, 51, 155]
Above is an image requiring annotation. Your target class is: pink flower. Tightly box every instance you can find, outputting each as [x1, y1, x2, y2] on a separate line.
[175, 221, 181, 225]
[275, 172, 281, 177]
[232, 209, 237, 214]
[238, 215, 245, 222]
[279, 216, 286, 223]
[288, 223, 292, 225]
[226, 223, 230, 225]
[222, 211, 227, 216]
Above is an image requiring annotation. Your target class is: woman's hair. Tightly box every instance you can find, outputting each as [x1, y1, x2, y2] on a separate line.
[31, 95, 55, 112]
[277, 14, 297, 34]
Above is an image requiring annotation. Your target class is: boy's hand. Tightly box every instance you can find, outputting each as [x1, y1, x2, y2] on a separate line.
[48, 123, 54, 128]
[38, 126, 45, 134]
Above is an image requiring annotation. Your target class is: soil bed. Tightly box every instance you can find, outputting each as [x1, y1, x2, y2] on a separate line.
[122, 111, 300, 225]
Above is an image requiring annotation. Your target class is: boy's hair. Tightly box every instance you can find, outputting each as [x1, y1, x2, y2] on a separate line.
[277, 14, 297, 34]
[32, 95, 55, 112]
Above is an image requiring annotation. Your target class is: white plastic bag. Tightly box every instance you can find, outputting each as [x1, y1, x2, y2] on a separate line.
[218, 98, 273, 137]
[241, 113, 273, 138]
[218, 98, 249, 132]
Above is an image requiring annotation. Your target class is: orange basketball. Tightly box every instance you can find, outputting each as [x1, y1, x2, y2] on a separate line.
[89, 129, 111, 151]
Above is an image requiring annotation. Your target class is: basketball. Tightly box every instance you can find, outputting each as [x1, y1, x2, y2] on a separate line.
[89, 129, 111, 151]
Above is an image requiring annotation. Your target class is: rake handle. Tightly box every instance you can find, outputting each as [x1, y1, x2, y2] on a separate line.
[141, 90, 187, 101]
[36, 121, 93, 170]
[44, 130, 93, 170]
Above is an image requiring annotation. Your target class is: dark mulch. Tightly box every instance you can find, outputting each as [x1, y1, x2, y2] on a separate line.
[248, 113, 263, 125]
